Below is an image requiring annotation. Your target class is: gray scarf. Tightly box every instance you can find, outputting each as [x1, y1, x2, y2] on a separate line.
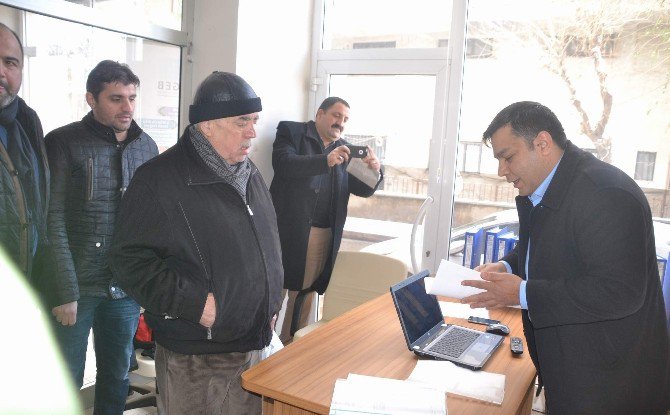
[190, 125, 251, 203]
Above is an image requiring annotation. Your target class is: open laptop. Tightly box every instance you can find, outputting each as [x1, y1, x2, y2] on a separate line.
[390, 270, 503, 370]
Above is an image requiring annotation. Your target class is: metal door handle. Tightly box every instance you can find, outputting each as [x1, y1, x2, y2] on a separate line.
[411, 196, 433, 274]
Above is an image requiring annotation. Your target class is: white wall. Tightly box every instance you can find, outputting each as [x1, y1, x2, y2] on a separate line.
[185, 0, 313, 185]
[190, 0, 239, 83]
[236, 0, 314, 184]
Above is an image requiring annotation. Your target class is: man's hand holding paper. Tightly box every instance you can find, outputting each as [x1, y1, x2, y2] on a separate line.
[461, 262, 522, 309]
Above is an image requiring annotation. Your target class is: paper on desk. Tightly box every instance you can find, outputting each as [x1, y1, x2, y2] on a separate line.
[424, 259, 485, 299]
[407, 360, 505, 405]
[329, 373, 446, 415]
[438, 301, 490, 320]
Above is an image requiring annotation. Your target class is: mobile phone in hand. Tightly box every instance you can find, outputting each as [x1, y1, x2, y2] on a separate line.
[346, 144, 368, 158]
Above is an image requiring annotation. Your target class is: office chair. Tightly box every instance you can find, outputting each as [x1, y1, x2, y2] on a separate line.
[293, 251, 408, 340]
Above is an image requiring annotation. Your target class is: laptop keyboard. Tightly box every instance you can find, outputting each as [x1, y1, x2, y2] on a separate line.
[428, 327, 481, 358]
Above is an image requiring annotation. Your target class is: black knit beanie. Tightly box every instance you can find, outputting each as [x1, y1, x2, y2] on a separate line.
[189, 71, 262, 124]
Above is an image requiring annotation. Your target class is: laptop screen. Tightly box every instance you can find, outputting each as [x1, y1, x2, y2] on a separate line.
[391, 270, 445, 345]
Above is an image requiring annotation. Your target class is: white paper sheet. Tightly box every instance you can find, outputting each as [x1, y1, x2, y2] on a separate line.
[424, 259, 486, 299]
[407, 360, 506, 405]
[346, 158, 381, 188]
[329, 373, 446, 415]
[438, 301, 490, 320]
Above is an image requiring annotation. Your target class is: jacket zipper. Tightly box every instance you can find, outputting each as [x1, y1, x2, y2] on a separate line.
[243, 173, 271, 346]
[187, 170, 273, 345]
[178, 201, 214, 340]
[86, 157, 93, 201]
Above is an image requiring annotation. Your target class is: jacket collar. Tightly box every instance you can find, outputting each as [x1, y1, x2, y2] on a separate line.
[530, 140, 586, 211]
[82, 111, 144, 144]
[178, 125, 257, 186]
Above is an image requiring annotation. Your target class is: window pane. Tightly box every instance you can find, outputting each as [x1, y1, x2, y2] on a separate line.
[323, 0, 454, 50]
[635, 151, 656, 181]
[453, 0, 670, 266]
[25, 12, 181, 151]
[329, 75, 435, 259]
[64, 0, 183, 30]
[463, 143, 481, 173]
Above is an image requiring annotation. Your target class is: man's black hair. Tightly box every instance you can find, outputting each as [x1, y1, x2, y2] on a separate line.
[318, 96, 350, 112]
[86, 60, 140, 100]
[482, 101, 568, 150]
[0, 23, 24, 63]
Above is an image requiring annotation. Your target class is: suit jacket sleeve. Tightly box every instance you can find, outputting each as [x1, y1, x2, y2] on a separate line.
[526, 187, 650, 329]
[45, 133, 79, 306]
[109, 177, 209, 324]
[271, 122, 330, 178]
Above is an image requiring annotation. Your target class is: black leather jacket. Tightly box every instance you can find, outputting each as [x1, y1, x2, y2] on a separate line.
[0, 97, 50, 279]
[110, 128, 284, 354]
[45, 112, 158, 307]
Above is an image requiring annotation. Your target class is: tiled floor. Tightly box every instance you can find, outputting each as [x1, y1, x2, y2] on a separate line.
[83, 372, 158, 415]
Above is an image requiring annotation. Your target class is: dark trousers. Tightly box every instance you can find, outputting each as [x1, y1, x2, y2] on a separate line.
[154, 343, 262, 415]
[53, 296, 140, 415]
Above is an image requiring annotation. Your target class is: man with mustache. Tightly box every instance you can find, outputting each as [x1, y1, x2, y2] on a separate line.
[110, 72, 283, 414]
[270, 97, 383, 342]
[45, 60, 158, 414]
[0, 23, 51, 291]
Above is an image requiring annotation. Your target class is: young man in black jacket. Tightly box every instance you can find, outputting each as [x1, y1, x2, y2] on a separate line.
[110, 72, 283, 415]
[45, 60, 158, 415]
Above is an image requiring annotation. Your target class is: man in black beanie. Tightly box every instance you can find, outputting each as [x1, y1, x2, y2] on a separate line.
[0, 23, 52, 293]
[110, 71, 283, 415]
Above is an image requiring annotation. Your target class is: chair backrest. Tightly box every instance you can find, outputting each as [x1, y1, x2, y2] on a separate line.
[321, 251, 408, 321]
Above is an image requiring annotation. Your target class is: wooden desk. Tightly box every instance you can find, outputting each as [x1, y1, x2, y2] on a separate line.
[242, 294, 536, 415]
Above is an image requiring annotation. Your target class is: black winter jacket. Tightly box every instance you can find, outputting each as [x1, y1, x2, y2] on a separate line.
[45, 112, 158, 307]
[270, 121, 382, 293]
[110, 128, 284, 355]
[0, 97, 50, 279]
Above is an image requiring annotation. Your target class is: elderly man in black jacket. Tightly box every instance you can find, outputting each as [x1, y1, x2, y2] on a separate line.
[110, 72, 283, 415]
[0, 23, 51, 290]
[45, 60, 158, 415]
[270, 97, 383, 343]
[462, 102, 670, 414]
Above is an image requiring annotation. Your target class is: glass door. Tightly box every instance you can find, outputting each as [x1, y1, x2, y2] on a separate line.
[314, 59, 452, 273]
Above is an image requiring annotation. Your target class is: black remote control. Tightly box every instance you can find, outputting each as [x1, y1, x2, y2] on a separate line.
[467, 316, 501, 326]
[510, 337, 524, 355]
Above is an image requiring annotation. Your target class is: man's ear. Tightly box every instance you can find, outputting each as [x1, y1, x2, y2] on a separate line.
[198, 120, 211, 138]
[85, 92, 96, 110]
[535, 131, 553, 154]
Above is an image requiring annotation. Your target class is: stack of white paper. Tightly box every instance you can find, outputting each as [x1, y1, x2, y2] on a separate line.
[407, 360, 506, 405]
[424, 259, 486, 299]
[329, 373, 446, 415]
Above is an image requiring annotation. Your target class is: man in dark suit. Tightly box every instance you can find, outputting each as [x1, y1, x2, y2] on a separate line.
[462, 101, 669, 414]
[270, 97, 383, 342]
